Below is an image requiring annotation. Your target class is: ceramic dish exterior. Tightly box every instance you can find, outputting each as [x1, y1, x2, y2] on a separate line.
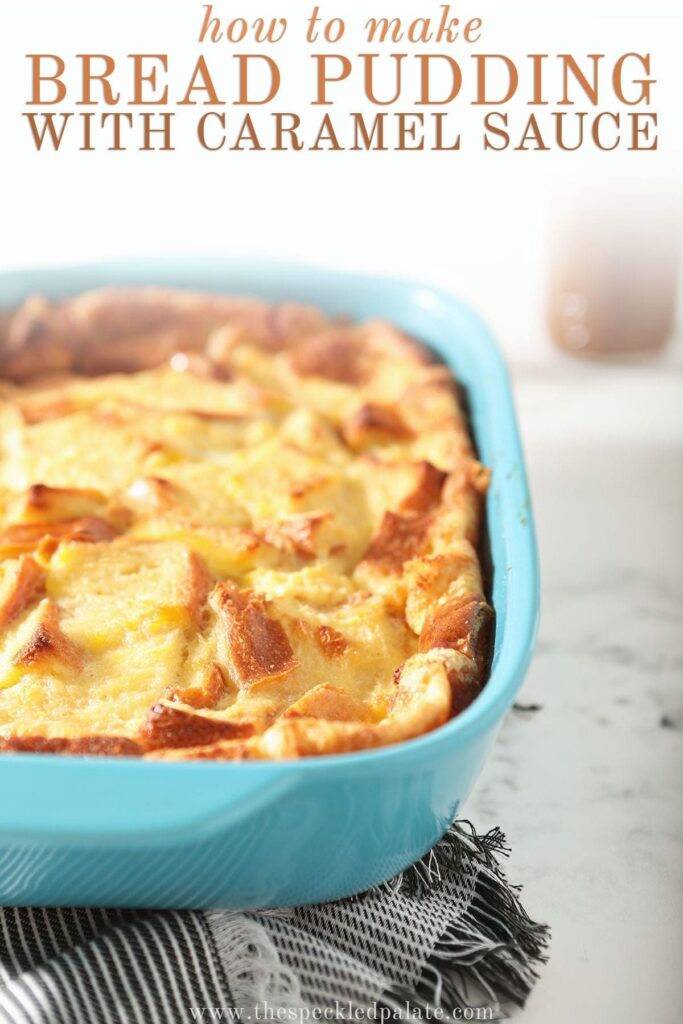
[0, 260, 539, 908]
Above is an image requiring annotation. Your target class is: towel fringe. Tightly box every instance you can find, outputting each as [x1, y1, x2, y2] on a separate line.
[381, 822, 550, 1018]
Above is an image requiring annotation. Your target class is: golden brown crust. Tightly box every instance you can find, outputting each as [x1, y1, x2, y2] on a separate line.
[0, 517, 119, 557]
[360, 511, 433, 573]
[184, 552, 213, 628]
[341, 403, 413, 450]
[0, 734, 142, 756]
[399, 461, 447, 514]
[167, 662, 229, 710]
[212, 582, 298, 689]
[258, 514, 329, 558]
[11, 600, 83, 672]
[0, 556, 46, 628]
[0, 289, 336, 383]
[138, 702, 255, 752]
[289, 330, 369, 384]
[0, 287, 492, 760]
[17, 484, 107, 519]
[419, 594, 494, 676]
[316, 624, 349, 657]
[282, 683, 372, 723]
[152, 649, 470, 761]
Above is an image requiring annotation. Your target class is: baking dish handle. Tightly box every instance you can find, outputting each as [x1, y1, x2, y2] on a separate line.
[0, 759, 299, 845]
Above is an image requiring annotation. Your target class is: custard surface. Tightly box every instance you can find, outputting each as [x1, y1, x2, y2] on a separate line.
[0, 289, 492, 759]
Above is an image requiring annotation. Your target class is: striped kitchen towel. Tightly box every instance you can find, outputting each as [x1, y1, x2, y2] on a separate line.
[0, 823, 549, 1024]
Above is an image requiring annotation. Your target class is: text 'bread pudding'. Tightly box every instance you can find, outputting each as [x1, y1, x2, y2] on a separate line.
[0, 288, 493, 759]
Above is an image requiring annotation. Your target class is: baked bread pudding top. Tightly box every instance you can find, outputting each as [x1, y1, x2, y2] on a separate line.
[0, 288, 492, 759]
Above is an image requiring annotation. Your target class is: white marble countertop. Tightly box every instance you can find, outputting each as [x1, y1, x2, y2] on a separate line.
[468, 358, 683, 1023]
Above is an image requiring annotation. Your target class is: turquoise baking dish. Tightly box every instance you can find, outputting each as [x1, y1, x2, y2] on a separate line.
[0, 259, 538, 908]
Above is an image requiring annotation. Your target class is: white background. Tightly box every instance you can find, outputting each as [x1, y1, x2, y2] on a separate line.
[1, 0, 682, 364]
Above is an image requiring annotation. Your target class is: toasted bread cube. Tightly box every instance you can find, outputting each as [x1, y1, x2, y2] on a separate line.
[0, 599, 82, 691]
[404, 541, 484, 634]
[46, 539, 211, 650]
[0, 556, 45, 628]
[283, 684, 373, 723]
[211, 582, 297, 690]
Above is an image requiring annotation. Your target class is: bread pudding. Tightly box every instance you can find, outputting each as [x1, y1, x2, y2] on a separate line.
[0, 288, 492, 759]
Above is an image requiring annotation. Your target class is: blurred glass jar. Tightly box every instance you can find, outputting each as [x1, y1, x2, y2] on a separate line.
[547, 185, 682, 358]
